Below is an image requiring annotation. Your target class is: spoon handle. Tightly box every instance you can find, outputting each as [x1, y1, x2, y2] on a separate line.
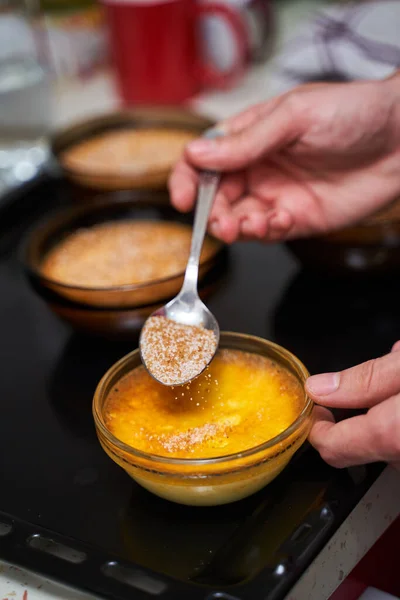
[182, 129, 223, 292]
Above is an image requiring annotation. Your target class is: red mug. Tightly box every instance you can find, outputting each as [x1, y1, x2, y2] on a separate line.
[102, 0, 248, 105]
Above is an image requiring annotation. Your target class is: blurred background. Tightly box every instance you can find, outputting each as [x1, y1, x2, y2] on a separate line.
[3, 0, 400, 197]
[2, 0, 400, 275]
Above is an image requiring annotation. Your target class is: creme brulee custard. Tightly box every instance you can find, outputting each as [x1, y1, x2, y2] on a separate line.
[41, 220, 217, 288]
[61, 128, 197, 178]
[94, 333, 312, 506]
[104, 349, 304, 459]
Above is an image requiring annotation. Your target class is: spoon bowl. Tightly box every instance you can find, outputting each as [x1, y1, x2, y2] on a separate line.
[139, 289, 220, 386]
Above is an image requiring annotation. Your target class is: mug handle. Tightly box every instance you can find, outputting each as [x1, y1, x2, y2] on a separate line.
[195, 3, 248, 89]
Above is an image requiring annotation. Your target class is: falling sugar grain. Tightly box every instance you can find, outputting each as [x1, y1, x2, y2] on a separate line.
[140, 316, 217, 386]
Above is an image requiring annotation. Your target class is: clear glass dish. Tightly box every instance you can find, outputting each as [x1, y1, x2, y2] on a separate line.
[93, 332, 313, 506]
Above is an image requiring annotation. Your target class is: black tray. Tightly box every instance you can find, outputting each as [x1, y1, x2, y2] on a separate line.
[0, 176, 398, 600]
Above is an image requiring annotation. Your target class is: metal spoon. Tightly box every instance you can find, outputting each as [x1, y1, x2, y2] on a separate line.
[139, 128, 222, 386]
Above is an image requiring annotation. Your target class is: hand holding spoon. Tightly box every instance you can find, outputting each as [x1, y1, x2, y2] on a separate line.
[140, 129, 222, 387]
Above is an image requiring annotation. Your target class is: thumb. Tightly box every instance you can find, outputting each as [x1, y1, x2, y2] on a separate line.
[306, 350, 400, 409]
[184, 98, 301, 171]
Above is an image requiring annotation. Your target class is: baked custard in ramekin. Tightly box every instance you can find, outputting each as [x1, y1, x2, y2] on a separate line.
[93, 332, 313, 506]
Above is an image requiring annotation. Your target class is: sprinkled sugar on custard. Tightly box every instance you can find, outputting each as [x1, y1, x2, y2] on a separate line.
[60, 128, 197, 177]
[41, 221, 217, 288]
[140, 316, 217, 385]
[104, 349, 304, 459]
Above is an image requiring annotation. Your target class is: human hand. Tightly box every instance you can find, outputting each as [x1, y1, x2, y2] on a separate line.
[169, 75, 400, 244]
[307, 341, 400, 470]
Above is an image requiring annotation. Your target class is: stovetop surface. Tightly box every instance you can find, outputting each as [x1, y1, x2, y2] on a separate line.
[0, 177, 397, 600]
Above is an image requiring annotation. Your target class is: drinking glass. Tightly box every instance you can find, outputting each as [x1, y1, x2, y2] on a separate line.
[0, 0, 51, 196]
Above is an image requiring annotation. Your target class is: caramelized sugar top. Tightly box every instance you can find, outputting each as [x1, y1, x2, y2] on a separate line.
[61, 128, 197, 177]
[41, 220, 217, 288]
[104, 349, 305, 459]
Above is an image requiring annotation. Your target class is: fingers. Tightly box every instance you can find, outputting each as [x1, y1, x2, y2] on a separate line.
[219, 96, 286, 135]
[208, 193, 240, 244]
[168, 100, 278, 213]
[184, 98, 301, 171]
[209, 215, 240, 244]
[169, 162, 246, 240]
[169, 94, 299, 224]
[207, 173, 245, 243]
[309, 347, 400, 469]
[310, 394, 400, 468]
[264, 209, 294, 241]
[306, 350, 400, 409]
[229, 197, 270, 240]
[169, 159, 198, 212]
[210, 172, 245, 221]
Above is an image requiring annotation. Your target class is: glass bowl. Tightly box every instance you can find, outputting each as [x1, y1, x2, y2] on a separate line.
[93, 332, 313, 506]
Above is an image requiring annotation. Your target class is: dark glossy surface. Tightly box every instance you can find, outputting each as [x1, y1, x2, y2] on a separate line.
[286, 217, 400, 275]
[0, 177, 397, 600]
